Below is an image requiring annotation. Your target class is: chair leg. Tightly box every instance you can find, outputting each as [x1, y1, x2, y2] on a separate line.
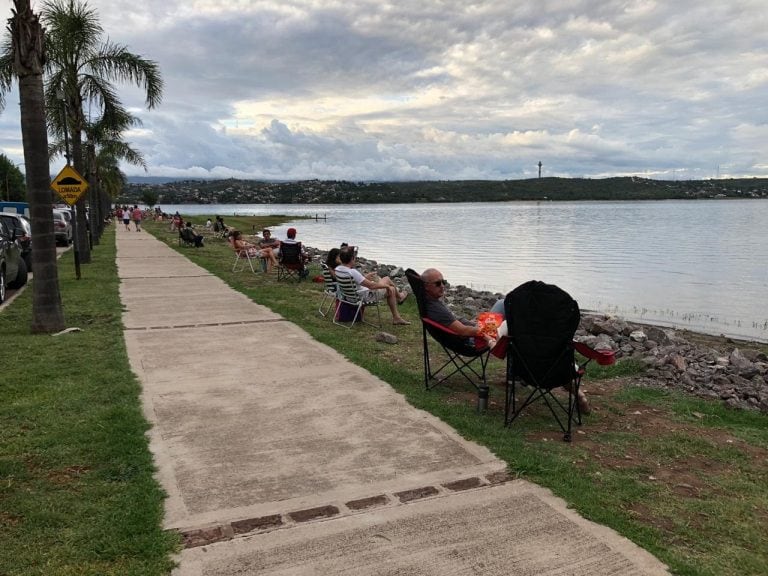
[319, 292, 336, 318]
[333, 301, 362, 329]
[233, 253, 255, 273]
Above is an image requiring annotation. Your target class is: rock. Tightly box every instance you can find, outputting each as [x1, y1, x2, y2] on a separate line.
[375, 332, 398, 344]
[629, 330, 647, 342]
[645, 326, 673, 346]
[730, 349, 754, 371]
[667, 354, 687, 372]
[644, 339, 658, 350]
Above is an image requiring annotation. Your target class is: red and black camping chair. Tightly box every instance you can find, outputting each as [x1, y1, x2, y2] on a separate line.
[502, 280, 615, 441]
[405, 269, 491, 391]
[277, 242, 308, 281]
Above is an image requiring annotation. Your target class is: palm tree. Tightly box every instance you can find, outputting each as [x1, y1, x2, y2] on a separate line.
[83, 112, 148, 232]
[95, 149, 127, 219]
[50, 104, 147, 241]
[41, 0, 162, 262]
[5, 0, 65, 333]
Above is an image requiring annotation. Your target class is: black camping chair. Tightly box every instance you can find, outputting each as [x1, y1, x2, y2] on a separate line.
[178, 227, 195, 246]
[502, 280, 614, 441]
[405, 269, 491, 391]
[278, 242, 307, 281]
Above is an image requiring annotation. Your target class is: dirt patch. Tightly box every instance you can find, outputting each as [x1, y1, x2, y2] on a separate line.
[46, 465, 90, 485]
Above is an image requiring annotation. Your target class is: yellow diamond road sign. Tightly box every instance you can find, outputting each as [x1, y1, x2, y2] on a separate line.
[51, 165, 89, 206]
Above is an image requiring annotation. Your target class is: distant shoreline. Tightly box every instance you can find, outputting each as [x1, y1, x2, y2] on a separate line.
[118, 176, 768, 206]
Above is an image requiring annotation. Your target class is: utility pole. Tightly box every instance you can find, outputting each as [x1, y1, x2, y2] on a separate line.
[58, 89, 81, 279]
[538, 161, 542, 178]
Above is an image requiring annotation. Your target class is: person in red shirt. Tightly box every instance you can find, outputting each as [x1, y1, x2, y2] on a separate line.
[131, 205, 143, 231]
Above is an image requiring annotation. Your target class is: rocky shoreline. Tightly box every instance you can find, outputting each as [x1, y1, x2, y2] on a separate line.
[310, 247, 768, 415]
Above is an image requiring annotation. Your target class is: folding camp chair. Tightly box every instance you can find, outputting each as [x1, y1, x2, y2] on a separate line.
[332, 272, 382, 328]
[502, 280, 615, 441]
[318, 263, 338, 318]
[230, 237, 257, 273]
[179, 227, 204, 248]
[405, 268, 491, 391]
[278, 242, 308, 281]
[179, 228, 195, 247]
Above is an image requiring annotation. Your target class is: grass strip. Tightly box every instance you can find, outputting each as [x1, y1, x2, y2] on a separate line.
[0, 232, 178, 576]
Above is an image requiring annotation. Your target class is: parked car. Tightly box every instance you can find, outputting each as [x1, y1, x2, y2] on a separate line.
[53, 209, 73, 246]
[0, 218, 28, 304]
[0, 213, 32, 271]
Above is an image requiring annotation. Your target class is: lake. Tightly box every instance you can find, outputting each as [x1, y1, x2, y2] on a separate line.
[158, 200, 768, 343]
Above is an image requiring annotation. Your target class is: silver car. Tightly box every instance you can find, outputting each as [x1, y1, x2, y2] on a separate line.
[0, 218, 27, 304]
[53, 209, 73, 246]
[0, 213, 31, 271]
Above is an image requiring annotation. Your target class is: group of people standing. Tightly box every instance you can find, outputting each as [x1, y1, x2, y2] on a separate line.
[115, 205, 144, 231]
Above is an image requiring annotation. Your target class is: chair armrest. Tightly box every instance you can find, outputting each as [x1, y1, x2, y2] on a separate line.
[422, 317, 490, 355]
[422, 316, 460, 335]
[573, 341, 616, 366]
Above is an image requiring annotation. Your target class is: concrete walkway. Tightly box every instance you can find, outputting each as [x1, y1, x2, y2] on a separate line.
[117, 230, 670, 576]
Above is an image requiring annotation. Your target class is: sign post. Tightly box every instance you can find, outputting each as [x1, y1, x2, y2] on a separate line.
[51, 165, 89, 279]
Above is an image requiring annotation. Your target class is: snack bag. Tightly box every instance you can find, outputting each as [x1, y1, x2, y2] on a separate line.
[476, 312, 504, 349]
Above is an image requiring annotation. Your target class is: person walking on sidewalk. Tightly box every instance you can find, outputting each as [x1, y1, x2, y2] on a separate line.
[131, 205, 143, 232]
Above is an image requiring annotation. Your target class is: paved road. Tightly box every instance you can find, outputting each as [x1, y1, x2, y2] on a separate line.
[116, 230, 670, 576]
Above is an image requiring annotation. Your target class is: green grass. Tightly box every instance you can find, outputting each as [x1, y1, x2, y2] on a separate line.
[2, 216, 766, 575]
[0, 233, 178, 575]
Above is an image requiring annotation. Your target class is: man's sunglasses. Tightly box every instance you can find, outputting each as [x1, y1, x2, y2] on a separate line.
[430, 279, 449, 287]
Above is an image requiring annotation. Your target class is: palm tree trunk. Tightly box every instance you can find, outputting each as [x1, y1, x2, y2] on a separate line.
[11, 0, 65, 333]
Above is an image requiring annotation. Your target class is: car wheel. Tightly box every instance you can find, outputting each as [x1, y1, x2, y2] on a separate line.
[8, 257, 27, 289]
[0, 267, 6, 304]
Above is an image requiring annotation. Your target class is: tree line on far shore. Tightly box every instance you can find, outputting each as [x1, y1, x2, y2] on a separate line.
[118, 176, 768, 206]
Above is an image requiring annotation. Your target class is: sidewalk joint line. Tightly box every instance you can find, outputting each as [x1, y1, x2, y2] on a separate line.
[175, 471, 513, 549]
[120, 274, 214, 279]
[126, 319, 286, 331]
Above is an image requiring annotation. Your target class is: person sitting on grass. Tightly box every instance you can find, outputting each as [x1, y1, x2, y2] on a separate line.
[335, 247, 410, 325]
[231, 230, 278, 272]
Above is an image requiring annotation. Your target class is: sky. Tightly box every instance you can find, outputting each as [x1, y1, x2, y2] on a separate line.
[1, 0, 767, 181]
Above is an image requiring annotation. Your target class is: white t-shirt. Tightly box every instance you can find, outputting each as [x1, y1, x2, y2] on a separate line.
[335, 265, 368, 295]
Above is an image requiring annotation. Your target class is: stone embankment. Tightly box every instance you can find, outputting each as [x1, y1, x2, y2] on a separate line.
[322, 250, 768, 415]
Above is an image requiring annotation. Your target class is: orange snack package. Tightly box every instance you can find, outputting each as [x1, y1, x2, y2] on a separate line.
[476, 312, 504, 349]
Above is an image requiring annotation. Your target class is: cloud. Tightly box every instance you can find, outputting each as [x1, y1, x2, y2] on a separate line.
[1, 0, 766, 180]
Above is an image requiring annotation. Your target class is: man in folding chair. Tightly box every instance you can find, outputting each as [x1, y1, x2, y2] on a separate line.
[420, 268, 496, 347]
[336, 247, 410, 325]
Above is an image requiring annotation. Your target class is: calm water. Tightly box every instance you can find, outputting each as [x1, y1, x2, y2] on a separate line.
[160, 200, 768, 342]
